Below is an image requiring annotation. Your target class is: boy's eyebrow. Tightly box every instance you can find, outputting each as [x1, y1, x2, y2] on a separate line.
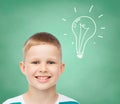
[47, 56, 58, 60]
[28, 56, 58, 60]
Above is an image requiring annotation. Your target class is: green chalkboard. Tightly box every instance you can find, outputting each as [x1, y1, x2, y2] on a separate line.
[0, 0, 120, 104]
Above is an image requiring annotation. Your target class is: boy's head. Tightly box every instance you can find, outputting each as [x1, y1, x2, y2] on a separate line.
[20, 32, 65, 91]
[23, 32, 62, 60]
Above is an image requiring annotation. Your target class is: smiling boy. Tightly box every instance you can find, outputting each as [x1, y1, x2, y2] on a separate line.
[3, 32, 80, 104]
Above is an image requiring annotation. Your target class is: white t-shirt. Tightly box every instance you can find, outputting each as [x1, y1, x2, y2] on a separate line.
[3, 94, 80, 104]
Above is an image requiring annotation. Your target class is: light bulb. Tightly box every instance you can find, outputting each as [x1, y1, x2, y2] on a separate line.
[72, 16, 97, 58]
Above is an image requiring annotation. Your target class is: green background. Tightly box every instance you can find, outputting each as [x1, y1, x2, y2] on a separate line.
[0, 0, 120, 104]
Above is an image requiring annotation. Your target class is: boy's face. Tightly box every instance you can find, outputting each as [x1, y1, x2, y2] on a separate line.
[20, 44, 64, 91]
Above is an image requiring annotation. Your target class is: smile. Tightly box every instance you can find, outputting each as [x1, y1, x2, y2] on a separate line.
[35, 76, 51, 83]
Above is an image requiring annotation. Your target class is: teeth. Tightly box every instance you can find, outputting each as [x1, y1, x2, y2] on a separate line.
[35, 76, 51, 80]
[40, 76, 48, 80]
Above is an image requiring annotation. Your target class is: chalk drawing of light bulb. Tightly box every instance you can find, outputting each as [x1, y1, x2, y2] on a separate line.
[72, 16, 97, 58]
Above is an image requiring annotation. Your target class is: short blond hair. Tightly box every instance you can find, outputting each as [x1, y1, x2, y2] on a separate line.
[23, 32, 62, 60]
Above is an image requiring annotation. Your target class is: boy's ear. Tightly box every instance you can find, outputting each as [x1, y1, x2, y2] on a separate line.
[60, 63, 65, 73]
[19, 61, 26, 75]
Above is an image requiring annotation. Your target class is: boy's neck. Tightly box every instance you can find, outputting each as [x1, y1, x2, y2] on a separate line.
[23, 86, 58, 104]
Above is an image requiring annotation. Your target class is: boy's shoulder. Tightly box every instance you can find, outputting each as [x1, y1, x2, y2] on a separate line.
[3, 94, 80, 104]
[58, 94, 80, 104]
[2, 95, 23, 104]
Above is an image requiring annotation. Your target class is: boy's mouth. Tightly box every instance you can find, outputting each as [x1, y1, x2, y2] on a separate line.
[35, 75, 51, 83]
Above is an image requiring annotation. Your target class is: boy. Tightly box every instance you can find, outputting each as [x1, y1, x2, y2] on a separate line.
[3, 32, 80, 104]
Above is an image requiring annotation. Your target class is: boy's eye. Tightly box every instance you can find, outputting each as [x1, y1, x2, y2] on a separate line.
[31, 61, 39, 64]
[47, 61, 55, 64]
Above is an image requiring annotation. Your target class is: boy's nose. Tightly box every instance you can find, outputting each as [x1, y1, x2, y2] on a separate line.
[39, 63, 47, 72]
